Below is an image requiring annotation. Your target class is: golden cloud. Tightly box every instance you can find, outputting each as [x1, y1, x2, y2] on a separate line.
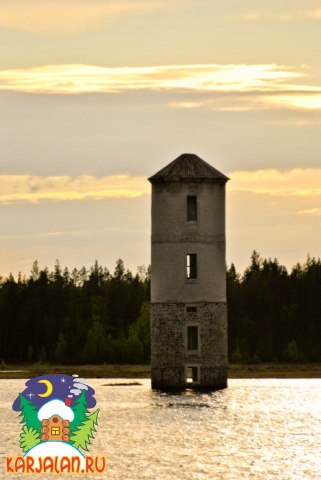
[265, 94, 321, 110]
[1, 63, 320, 110]
[3, 169, 321, 206]
[297, 208, 321, 216]
[279, 9, 321, 21]
[0, 0, 167, 34]
[228, 169, 321, 197]
[0, 63, 303, 92]
[227, 9, 321, 22]
[0, 174, 150, 204]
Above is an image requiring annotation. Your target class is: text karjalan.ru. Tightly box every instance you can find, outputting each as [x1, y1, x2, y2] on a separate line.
[6, 455, 106, 474]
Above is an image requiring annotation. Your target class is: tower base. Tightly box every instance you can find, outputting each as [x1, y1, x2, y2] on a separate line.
[150, 302, 228, 390]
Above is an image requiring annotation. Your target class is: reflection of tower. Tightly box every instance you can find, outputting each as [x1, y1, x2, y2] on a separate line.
[148, 153, 229, 389]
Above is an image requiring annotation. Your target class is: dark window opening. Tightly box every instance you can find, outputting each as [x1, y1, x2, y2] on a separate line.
[186, 306, 197, 313]
[187, 254, 197, 279]
[186, 366, 198, 383]
[187, 196, 197, 221]
[187, 326, 198, 350]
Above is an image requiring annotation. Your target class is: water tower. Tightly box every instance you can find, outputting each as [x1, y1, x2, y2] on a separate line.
[148, 153, 229, 389]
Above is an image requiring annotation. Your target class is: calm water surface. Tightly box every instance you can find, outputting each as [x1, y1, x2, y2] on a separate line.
[1, 378, 321, 479]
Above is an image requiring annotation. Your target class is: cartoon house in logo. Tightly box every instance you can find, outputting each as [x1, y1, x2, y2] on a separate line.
[39, 399, 73, 442]
[12, 374, 99, 460]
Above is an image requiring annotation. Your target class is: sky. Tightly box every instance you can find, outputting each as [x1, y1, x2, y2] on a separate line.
[1, 0, 321, 278]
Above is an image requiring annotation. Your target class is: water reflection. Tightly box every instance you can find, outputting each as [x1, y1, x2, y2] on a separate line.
[2, 378, 321, 479]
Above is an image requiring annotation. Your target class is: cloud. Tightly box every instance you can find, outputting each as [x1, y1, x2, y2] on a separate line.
[0, 226, 147, 243]
[169, 101, 204, 109]
[0, 174, 150, 204]
[1, 63, 300, 94]
[3, 169, 321, 206]
[228, 169, 321, 197]
[227, 9, 321, 23]
[0, 0, 169, 34]
[225, 12, 263, 22]
[279, 9, 321, 22]
[243, 12, 261, 21]
[1, 63, 320, 111]
[0, 63, 305, 93]
[297, 208, 321, 216]
[5, 1, 316, 36]
[306, 9, 321, 19]
[265, 94, 321, 110]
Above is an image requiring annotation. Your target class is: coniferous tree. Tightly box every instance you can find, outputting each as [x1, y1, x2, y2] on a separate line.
[2, 254, 321, 364]
[18, 394, 41, 433]
[70, 390, 90, 432]
[70, 409, 99, 452]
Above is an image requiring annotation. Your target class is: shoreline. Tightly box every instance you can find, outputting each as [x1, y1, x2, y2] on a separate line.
[1, 363, 321, 379]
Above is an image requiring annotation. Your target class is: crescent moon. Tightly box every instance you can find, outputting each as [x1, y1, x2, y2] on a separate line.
[38, 379, 53, 397]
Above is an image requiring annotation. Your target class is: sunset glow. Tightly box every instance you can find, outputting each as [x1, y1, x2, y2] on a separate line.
[0, 64, 303, 92]
[229, 169, 321, 196]
[0, 175, 149, 204]
[1, 63, 319, 112]
[0, 0, 170, 34]
[1, 0, 320, 276]
[2, 169, 321, 206]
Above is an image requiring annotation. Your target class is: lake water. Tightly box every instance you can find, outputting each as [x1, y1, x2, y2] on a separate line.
[1, 378, 321, 479]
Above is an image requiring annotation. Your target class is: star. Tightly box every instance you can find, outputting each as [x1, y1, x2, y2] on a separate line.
[61, 377, 66, 384]
[26, 392, 35, 400]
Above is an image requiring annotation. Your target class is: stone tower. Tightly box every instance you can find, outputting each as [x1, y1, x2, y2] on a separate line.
[148, 153, 229, 389]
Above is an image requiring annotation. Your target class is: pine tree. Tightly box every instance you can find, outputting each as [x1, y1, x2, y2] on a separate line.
[70, 409, 99, 452]
[18, 393, 41, 433]
[70, 390, 90, 433]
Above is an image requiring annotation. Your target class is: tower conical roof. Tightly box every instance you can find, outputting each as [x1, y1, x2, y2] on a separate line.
[148, 153, 229, 182]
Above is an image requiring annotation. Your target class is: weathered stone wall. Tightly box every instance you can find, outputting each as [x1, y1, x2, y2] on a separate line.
[151, 302, 227, 389]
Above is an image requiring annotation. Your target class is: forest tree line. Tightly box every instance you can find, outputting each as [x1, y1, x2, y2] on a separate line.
[0, 259, 151, 365]
[0, 251, 321, 365]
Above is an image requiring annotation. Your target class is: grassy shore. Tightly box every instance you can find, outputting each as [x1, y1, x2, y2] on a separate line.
[229, 363, 321, 379]
[1, 363, 321, 379]
[0, 364, 151, 379]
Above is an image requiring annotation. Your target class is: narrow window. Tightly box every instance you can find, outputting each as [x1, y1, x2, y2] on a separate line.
[187, 254, 197, 279]
[187, 326, 198, 350]
[186, 366, 198, 383]
[187, 196, 197, 221]
[186, 306, 197, 313]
